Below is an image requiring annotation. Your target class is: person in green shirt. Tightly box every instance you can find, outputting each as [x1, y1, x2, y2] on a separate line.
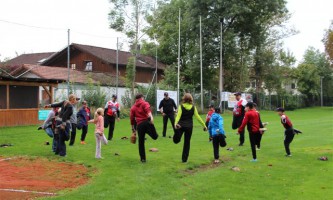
[173, 93, 207, 163]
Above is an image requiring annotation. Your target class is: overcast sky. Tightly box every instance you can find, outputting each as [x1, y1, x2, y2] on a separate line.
[0, 0, 332, 64]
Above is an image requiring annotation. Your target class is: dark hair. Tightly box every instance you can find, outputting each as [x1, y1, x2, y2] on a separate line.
[182, 93, 193, 104]
[209, 104, 214, 108]
[246, 102, 254, 109]
[253, 103, 257, 108]
[135, 93, 144, 99]
[112, 94, 117, 99]
[276, 107, 285, 112]
[214, 107, 221, 113]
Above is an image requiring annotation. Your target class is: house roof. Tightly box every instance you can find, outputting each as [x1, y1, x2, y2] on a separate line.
[42, 43, 166, 70]
[4, 52, 55, 66]
[5, 64, 125, 87]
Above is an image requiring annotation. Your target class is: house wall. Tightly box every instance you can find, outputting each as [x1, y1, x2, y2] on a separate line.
[47, 50, 164, 84]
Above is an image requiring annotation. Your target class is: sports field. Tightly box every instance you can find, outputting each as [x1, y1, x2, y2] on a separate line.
[0, 107, 332, 200]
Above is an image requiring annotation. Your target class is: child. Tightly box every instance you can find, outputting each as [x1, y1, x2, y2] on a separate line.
[238, 102, 261, 162]
[174, 93, 207, 163]
[206, 105, 215, 141]
[89, 108, 108, 159]
[77, 101, 91, 145]
[208, 108, 226, 164]
[253, 103, 265, 150]
[276, 107, 302, 157]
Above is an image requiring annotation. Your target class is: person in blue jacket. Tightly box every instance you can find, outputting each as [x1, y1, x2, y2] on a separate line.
[208, 107, 227, 164]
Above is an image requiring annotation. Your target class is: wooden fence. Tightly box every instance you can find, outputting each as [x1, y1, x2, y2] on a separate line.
[0, 109, 42, 127]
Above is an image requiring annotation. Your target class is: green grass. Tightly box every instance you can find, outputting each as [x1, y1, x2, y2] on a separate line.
[0, 107, 332, 200]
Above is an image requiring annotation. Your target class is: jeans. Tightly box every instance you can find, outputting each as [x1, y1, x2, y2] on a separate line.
[58, 123, 70, 157]
[44, 127, 56, 152]
[69, 123, 77, 145]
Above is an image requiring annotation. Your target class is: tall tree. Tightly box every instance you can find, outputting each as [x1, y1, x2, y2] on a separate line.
[144, 0, 291, 95]
[323, 20, 333, 66]
[108, 0, 152, 100]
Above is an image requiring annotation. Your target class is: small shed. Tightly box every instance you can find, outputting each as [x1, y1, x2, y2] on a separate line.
[0, 76, 64, 127]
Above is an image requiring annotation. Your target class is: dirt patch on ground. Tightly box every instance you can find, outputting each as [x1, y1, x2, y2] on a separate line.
[0, 156, 90, 200]
[183, 157, 232, 175]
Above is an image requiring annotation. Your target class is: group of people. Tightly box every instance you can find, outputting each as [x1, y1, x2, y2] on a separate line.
[39, 91, 301, 163]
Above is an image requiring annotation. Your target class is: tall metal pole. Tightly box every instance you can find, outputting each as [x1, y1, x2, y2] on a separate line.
[177, 8, 181, 103]
[219, 19, 223, 108]
[116, 37, 119, 97]
[67, 29, 70, 96]
[200, 16, 204, 113]
[320, 76, 323, 107]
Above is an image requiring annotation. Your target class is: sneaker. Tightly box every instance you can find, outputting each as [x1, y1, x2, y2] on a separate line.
[214, 159, 220, 164]
[256, 147, 261, 151]
[239, 143, 244, 146]
[37, 126, 42, 131]
[285, 154, 292, 157]
[80, 141, 86, 145]
[250, 159, 258, 162]
[141, 159, 146, 163]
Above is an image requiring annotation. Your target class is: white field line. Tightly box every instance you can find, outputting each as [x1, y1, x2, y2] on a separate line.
[0, 157, 15, 162]
[0, 188, 56, 195]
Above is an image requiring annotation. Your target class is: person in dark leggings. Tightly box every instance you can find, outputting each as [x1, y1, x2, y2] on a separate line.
[159, 92, 177, 137]
[238, 102, 261, 162]
[276, 107, 302, 157]
[232, 92, 247, 146]
[173, 93, 207, 163]
[104, 95, 120, 141]
[76, 101, 91, 145]
[69, 106, 77, 146]
[208, 108, 226, 164]
[130, 94, 158, 163]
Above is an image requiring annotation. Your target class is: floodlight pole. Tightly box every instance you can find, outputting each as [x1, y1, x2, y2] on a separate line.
[320, 76, 323, 107]
[219, 18, 223, 109]
[67, 29, 70, 96]
[116, 37, 119, 97]
[177, 8, 181, 103]
[200, 15, 204, 113]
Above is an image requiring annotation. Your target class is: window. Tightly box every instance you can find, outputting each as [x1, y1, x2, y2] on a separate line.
[84, 61, 93, 71]
[71, 64, 76, 70]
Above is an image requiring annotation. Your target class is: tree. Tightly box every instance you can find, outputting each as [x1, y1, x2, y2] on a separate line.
[108, 0, 152, 100]
[296, 47, 333, 106]
[323, 20, 333, 65]
[144, 0, 291, 95]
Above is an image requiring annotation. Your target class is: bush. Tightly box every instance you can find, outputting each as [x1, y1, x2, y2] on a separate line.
[81, 78, 107, 109]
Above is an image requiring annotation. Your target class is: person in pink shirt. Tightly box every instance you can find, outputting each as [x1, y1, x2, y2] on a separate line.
[89, 108, 108, 159]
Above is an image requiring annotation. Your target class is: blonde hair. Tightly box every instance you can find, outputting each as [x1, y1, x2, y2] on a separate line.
[68, 94, 76, 101]
[93, 108, 104, 122]
[182, 93, 193, 104]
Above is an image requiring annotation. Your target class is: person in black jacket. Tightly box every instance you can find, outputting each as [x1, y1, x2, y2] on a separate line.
[76, 101, 91, 145]
[159, 92, 177, 137]
[46, 94, 78, 157]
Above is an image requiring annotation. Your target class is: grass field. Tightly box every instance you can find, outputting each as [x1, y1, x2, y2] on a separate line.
[0, 107, 332, 200]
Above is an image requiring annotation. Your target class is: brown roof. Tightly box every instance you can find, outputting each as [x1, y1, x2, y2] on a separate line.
[4, 52, 55, 66]
[18, 64, 125, 86]
[42, 43, 166, 70]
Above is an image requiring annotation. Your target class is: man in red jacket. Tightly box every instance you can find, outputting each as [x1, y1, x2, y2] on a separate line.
[238, 102, 262, 162]
[130, 93, 159, 163]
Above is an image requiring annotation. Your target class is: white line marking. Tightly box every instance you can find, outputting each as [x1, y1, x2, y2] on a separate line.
[0, 189, 56, 195]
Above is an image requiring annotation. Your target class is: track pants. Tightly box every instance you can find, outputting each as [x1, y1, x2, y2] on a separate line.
[284, 128, 295, 155]
[173, 127, 193, 162]
[162, 113, 175, 137]
[212, 134, 227, 159]
[249, 132, 261, 159]
[137, 121, 159, 161]
[232, 116, 245, 144]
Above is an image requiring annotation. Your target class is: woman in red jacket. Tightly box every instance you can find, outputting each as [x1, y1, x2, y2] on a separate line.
[130, 94, 158, 163]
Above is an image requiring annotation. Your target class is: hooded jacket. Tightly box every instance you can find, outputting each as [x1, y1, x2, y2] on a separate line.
[208, 113, 225, 136]
[130, 99, 151, 126]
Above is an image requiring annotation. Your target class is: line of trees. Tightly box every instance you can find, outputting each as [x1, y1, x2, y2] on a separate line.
[108, 0, 333, 107]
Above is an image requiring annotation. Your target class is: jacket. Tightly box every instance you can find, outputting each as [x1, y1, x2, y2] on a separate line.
[130, 99, 151, 126]
[238, 109, 260, 133]
[77, 106, 91, 127]
[174, 103, 206, 128]
[208, 113, 225, 136]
